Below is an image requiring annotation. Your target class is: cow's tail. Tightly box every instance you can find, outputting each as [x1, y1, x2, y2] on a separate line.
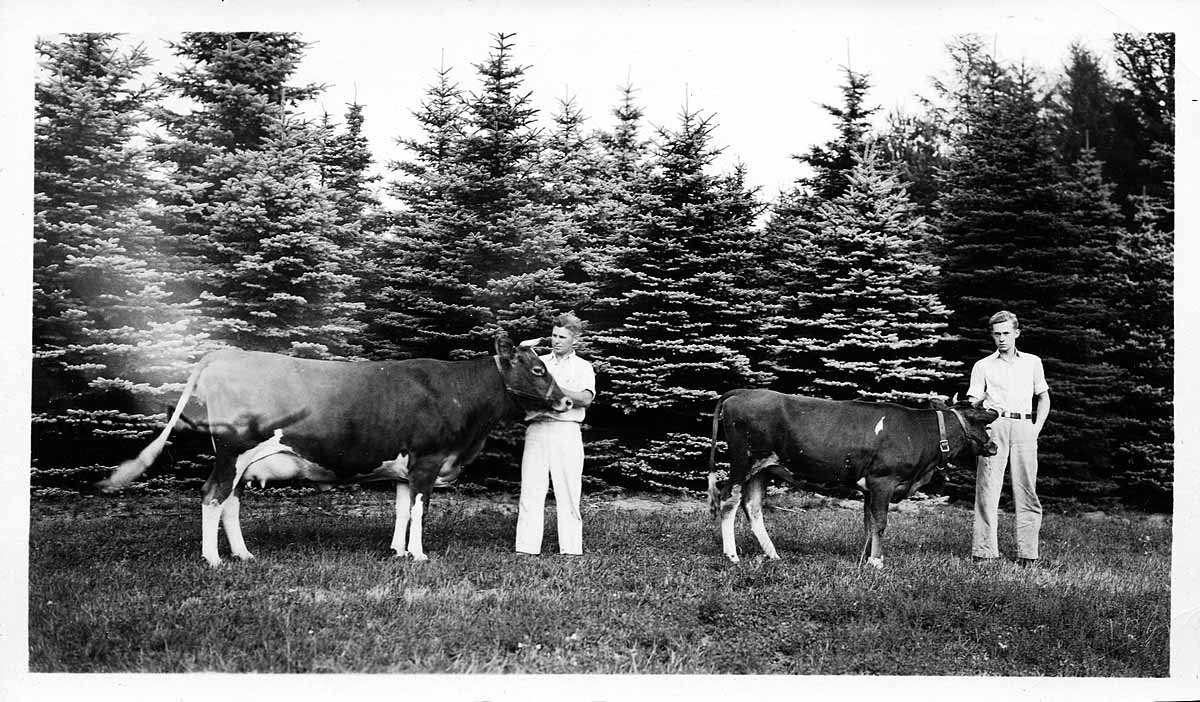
[96, 357, 207, 493]
[707, 391, 740, 515]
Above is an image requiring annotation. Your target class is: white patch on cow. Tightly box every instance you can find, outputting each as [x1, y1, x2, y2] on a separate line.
[201, 500, 223, 567]
[372, 451, 412, 481]
[719, 483, 742, 562]
[874, 416, 885, 435]
[221, 495, 254, 561]
[408, 494, 428, 561]
[235, 429, 338, 488]
[856, 477, 868, 492]
[391, 482, 412, 555]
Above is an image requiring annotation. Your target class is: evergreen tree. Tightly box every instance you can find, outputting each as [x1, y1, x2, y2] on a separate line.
[589, 107, 768, 489]
[33, 33, 204, 479]
[765, 146, 958, 401]
[318, 102, 383, 228]
[362, 62, 468, 359]
[150, 32, 323, 303]
[1109, 185, 1173, 509]
[791, 65, 879, 210]
[198, 114, 365, 359]
[1111, 32, 1174, 228]
[371, 33, 587, 361]
[935, 60, 1123, 487]
[876, 109, 947, 217]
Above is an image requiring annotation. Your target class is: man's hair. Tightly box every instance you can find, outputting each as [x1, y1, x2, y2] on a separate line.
[553, 312, 584, 337]
[988, 310, 1020, 330]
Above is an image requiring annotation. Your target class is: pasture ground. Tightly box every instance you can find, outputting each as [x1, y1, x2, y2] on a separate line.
[28, 487, 1169, 675]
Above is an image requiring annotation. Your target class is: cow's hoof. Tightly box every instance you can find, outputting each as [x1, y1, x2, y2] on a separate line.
[232, 552, 255, 562]
[766, 554, 782, 561]
[204, 557, 222, 568]
[410, 552, 429, 562]
[725, 554, 740, 564]
[867, 557, 884, 569]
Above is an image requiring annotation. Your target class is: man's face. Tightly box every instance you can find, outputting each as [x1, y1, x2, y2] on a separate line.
[550, 326, 576, 356]
[990, 320, 1020, 353]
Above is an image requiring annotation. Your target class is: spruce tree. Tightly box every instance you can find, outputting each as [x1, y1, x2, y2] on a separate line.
[589, 107, 769, 489]
[936, 60, 1123, 488]
[362, 62, 468, 359]
[197, 114, 365, 359]
[33, 33, 204, 482]
[765, 146, 958, 402]
[371, 34, 586, 361]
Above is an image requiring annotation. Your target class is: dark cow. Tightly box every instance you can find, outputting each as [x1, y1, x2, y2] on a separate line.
[706, 389, 998, 567]
[98, 337, 570, 566]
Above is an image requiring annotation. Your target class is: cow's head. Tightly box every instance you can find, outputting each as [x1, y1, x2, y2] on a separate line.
[494, 336, 573, 413]
[930, 395, 999, 457]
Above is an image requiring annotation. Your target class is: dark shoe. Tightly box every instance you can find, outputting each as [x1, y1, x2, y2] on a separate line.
[1017, 558, 1040, 568]
[972, 555, 998, 564]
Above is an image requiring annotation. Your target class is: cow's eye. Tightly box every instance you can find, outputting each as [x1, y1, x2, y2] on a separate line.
[531, 366, 545, 377]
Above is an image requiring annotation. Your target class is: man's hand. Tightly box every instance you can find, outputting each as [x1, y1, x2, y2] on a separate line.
[519, 337, 543, 349]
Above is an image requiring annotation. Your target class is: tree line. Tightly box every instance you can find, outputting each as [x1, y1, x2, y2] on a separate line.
[32, 32, 1173, 510]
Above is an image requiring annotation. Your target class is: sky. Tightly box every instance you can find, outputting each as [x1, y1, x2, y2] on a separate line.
[112, 1, 1171, 202]
[3, 1, 1200, 699]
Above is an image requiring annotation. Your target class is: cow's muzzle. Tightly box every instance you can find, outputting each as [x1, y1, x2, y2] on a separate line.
[981, 440, 999, 457]
[552, 396, 574, 413]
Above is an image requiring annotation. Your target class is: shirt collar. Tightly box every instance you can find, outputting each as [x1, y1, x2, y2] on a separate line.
[547, 350, 576, 364]
[991, 349, 1022, 360]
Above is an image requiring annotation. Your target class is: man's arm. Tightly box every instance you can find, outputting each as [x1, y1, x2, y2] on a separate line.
[1033, 390, 1050, 435]
[563, 388, 594, 409]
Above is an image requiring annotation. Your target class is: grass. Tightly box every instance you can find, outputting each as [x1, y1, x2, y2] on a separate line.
[28, 488, 1169, 674]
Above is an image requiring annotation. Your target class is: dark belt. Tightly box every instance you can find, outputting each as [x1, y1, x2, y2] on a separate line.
[997, 411, 1034, 420]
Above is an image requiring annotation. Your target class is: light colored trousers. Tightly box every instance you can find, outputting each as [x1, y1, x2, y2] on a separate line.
[973, 417, 1043, 560]
[516, 421, 584, 555]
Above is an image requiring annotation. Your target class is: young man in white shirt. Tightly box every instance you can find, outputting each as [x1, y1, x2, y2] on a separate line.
[515, 313, 596, 556]
[968, 310, 1051, 567]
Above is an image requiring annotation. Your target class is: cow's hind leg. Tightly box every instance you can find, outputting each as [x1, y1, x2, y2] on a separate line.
[741, 475, 780, 560]
[717, 481, 743, 562]
[389, 481, 413, 558]
[221, 484, 254, 561]
[200, 453, 239, 567]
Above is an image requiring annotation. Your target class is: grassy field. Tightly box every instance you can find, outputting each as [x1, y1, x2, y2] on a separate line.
[28, 488, 1169, 675]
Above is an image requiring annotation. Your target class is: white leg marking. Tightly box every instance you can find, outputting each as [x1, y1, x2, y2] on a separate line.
[391, 483, 412, 555]
[719, 485, 741, 562]
[202, 500, 223, 567]
[867, 556, 885, 569]
[744, 479, 780, 560]
[874, 416, 885, 435]
[222, 495, 255, 561]
[408, 494, 428, 561]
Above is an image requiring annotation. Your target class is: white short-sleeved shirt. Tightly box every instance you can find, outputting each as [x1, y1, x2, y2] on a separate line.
[525, 351, 596, 423]
[967, 350, 1049, 414]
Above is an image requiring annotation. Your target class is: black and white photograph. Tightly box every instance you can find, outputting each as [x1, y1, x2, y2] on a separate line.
[2, 0, 1196, 699]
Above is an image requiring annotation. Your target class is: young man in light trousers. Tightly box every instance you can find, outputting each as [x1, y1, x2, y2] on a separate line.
[969, 310, 1051, 567]
[515, 313, 596, 556]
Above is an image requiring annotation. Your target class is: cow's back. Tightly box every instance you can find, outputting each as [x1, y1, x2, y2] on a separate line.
[195, 349, 493, 474]
[723, 390, 930, 484]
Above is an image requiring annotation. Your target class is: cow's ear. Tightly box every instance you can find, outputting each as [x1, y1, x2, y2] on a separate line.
[495, 335, 515, 358]
[950, 392, 959, 405]
[970, 396, 984, 409]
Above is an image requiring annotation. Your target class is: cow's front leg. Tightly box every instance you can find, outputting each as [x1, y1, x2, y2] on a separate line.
[407, 492, 429, 562]
[742, 475, 780, 560]
[718, 482, 743, 562]
[390, 481, 412, 557]
[860, 479, 895, 569]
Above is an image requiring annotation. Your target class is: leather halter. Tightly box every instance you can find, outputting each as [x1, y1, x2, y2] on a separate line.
[935, 408, 976, 470]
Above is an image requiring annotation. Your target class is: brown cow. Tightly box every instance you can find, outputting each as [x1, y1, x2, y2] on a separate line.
[707, 389, 998, 567]
[98, 337, 570, 566]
